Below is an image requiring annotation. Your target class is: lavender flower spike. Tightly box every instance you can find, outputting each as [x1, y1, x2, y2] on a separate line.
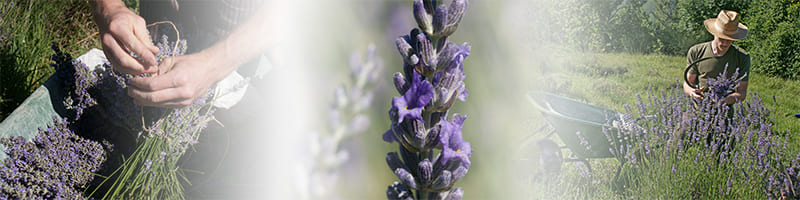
[384, 1, 471, 199]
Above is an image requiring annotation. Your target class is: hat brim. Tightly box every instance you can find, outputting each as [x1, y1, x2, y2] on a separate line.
[704, 18, 748, 41]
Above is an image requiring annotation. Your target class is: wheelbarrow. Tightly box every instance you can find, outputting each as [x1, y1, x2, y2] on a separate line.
[527, 91, 640, 180]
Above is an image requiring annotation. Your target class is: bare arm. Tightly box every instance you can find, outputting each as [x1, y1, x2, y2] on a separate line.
[126, 1, 287, 107]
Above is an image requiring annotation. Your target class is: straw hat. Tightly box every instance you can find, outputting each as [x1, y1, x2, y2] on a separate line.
[704, 10, 748, 41]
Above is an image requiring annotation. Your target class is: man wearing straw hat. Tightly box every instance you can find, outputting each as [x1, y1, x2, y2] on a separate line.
[683, 10, 750, 105]
[671, 10, 751, 149]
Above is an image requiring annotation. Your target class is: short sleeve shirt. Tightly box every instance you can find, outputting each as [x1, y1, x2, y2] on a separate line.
[686, 41, 751, 89]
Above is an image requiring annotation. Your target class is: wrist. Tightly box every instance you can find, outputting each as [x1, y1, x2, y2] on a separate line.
[196, 50, 237, 83]
[91, 0, 129, 28]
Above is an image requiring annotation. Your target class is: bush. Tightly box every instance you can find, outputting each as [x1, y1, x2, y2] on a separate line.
[552, 0, 750, 56]
[741, 0, 800, 80]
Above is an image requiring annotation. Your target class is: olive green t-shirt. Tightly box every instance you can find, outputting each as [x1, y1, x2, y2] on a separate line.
[686, 41, 751, 89]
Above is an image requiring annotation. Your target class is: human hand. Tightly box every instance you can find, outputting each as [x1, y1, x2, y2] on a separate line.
[690, 86, 706, 100]
[722, 93, 742, 105]
[95, 4, 159, 75]
[127, 53, 228, 108]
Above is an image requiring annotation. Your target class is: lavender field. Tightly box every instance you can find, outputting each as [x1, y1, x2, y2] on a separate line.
[0, 0, 798, 199]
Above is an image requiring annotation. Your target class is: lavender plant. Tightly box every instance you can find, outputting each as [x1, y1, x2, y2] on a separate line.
[592, 71, 798, 198]
[304, 45, 382, 199]
[0, 117, 108, 199]
[382, 0, 471, 199]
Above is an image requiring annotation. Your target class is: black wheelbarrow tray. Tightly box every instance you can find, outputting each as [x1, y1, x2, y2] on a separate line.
[527, 91, 638, 179]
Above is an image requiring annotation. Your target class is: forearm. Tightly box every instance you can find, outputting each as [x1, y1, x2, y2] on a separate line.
[89, 0, 127, 28]
[200, 1, 286, 80]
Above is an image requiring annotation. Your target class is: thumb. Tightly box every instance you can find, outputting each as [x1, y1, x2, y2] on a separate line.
[157, 57, 176, 75]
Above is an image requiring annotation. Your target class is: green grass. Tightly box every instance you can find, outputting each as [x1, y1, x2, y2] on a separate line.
[531, 52, 800, 199]
[0, 0, 100, 121]
[543, 52, 799, 136]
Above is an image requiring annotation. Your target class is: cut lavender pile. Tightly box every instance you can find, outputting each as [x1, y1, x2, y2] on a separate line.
[0, 117, 108, 199]
[382, 0, 471, 199]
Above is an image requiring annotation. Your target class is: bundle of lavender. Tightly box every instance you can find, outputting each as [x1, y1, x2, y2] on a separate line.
[382, 0, 472, 199]
[48, 28, 217, 199]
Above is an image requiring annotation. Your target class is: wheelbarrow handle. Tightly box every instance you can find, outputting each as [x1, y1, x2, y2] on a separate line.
[683, 57, 713, 89]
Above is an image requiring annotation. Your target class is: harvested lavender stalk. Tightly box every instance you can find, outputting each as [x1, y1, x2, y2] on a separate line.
[383, 0, 471, 199]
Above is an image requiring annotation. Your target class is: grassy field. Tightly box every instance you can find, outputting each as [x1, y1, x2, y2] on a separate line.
[528, 52, 800, 199]
[541, 52, 799, 141]
[0, 0, 100, 121]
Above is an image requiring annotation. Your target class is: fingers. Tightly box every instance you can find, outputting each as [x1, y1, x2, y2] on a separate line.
[128, 86, 194, 108]
[156, 56, 177, 75]
[103, 33, 157, 75]
[127, 61, 197, 108]
[113, 26, 158, 71]
[127, 76, 194, 108]
[106, 17, 159, 74]
[128, 70, 182, 92]
[133, 22, 159, 54]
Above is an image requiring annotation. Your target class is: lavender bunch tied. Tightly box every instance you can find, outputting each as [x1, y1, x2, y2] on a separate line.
[101, 33, 218, 200]
[383, 0, 471, 199]
[702, 63, 747, 104]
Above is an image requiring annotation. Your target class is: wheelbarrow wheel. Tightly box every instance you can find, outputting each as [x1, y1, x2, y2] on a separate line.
[537, 138, 563, 176]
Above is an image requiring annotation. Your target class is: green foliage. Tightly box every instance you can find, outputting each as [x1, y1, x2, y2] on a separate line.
[554, 0, 655, 53]
[674, 0, 750, 47]
[553, 0, 751, 55]
[741, 0, 800, 80]
[0, 1, 98, 121]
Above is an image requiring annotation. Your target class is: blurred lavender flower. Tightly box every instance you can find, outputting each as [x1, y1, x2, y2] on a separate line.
[303, 45, 383, 199]
[0, 117, 108, 199]
[383, 0, 471, 199]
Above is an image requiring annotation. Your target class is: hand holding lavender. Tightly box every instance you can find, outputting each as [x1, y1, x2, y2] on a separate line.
[383, 0, 471, 199]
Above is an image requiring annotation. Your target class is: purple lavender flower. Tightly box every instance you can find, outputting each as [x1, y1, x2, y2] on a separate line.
[391, 70, 433, 124]
[601, 75, 800, 198]
[384, 0, 470, 199]
[0, 117, 108, 199]
[438, 114, 471, 169]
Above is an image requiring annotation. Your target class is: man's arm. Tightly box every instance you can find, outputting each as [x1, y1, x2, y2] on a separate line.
[126, 1, 287, 107]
